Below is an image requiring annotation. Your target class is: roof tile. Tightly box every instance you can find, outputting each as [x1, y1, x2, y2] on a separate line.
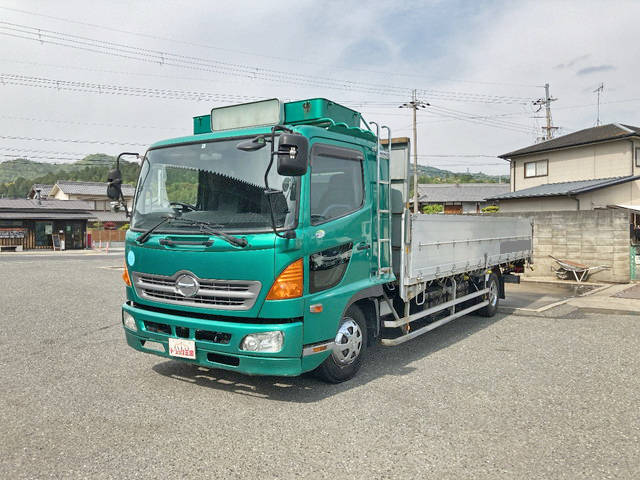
[500, 123, 640, 158]
[417, 183, 509, 203]
[488, 176, 640, 200]
[55, 180, 135, 196]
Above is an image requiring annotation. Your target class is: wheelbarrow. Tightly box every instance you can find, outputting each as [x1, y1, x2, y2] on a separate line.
[549, 255, 610, 282]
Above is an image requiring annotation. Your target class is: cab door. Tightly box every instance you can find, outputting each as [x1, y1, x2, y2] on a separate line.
[304, 143, 372, 343]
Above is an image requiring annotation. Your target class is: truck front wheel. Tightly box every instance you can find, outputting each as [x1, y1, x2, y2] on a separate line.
[478, 272, 499, 317]
[314, 305, 367, 383]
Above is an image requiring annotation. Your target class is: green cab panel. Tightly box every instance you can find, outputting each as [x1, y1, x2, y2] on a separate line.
[284, 99, 362, 128]
[125, 229, 304, 319]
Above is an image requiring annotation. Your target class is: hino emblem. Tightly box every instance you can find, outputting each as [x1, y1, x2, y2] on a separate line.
[175, 274, 200, 297]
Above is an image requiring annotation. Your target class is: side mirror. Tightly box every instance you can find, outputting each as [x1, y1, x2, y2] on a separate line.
[106, 168, 123, 200]
[276, 133, 308, 176]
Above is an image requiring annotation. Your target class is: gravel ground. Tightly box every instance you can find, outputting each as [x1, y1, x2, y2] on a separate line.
[1, 256, 638, 479]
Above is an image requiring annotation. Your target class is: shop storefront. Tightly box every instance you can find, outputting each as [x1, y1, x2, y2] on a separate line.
[0, 199, 92, 250]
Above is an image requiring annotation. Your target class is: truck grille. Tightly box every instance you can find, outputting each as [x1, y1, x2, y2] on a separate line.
[132, 271, 261, 311]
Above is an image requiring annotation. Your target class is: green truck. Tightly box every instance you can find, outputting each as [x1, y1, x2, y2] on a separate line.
[107, 98, 532, 383]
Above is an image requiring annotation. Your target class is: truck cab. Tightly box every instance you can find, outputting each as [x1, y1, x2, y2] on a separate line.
[116, 99, 392, 382]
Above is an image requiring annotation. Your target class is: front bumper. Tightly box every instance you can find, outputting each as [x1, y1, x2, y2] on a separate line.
[122, 302, 310, 376]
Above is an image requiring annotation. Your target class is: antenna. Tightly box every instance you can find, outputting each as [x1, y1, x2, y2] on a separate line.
[593, 83, 604, 126]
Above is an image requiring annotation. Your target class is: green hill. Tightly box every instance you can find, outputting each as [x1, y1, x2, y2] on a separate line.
[409, 164, 501, 184]
[0, 154, 140, 198]
[0, 154, 502, 199]
[0, 159, 60, 184]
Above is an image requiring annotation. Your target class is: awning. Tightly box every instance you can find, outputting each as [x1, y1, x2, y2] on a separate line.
[88, 211, 128, 222]
[609, 204, 640, 214]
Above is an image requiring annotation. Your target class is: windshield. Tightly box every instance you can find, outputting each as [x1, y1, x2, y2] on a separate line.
[131, 138, 299, 232]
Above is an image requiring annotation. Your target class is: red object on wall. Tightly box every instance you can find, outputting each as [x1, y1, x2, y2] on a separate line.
[103, 222, 117, 230]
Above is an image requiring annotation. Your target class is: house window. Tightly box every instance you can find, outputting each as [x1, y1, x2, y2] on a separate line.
[636, 147, 640, 167]
[524, 159, 548, 178]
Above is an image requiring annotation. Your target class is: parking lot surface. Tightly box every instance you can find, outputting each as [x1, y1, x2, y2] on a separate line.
[501, 281, 596, 311]
[1, 256, 639, 479]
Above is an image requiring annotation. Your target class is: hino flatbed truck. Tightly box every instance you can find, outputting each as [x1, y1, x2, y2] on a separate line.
[107, 98, 532, 383]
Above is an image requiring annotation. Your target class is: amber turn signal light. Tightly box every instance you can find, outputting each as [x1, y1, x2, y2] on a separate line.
[122, 261, 132, 287]
[266, 258, 303, 300]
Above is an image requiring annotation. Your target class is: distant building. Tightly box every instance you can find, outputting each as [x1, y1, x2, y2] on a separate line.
[0, 198, 93, 250]
[417, 183, 509, 214]
[49, 180, 135, 212]
[27, 184, 54, 199]
[489, 124, 640, 212]
[28, 180, 136, 226]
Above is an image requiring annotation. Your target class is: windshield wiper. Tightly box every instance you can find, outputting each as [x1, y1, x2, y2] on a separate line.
[137, 216, 176, 244]
[171, 218, 248, 248]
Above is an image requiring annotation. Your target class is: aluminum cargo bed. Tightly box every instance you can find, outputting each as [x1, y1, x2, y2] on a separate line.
[398, 212, 532, 300]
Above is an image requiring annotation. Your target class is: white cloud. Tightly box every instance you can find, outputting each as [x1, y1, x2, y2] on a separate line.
[0, 0, 638, 176]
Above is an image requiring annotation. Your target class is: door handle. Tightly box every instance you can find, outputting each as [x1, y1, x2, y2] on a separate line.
[356, 242, 371, 251]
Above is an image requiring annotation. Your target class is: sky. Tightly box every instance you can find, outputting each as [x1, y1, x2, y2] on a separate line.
[1, 0, 639, 177]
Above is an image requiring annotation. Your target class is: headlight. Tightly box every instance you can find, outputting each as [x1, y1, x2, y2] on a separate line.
[240, 331, 283, 353]
[122, 311, 137, 331]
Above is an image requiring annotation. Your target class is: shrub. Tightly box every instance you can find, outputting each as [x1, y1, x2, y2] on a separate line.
[481, 205, 500, 213]
[422, 204, 444, 214]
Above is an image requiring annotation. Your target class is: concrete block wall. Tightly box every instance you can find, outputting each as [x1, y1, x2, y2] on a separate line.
[500, 210, 630, 283]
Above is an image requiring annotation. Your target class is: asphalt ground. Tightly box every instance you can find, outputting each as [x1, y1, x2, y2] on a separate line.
[501, 281, 596, 310]
[1, 256, 639, 479]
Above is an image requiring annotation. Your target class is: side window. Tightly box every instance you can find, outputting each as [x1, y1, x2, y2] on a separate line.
[310, 148, 364, 225]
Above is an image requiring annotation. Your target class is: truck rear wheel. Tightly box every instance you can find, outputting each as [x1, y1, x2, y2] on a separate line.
[478, 273, 499, 317]
[314, 305, 367, 383]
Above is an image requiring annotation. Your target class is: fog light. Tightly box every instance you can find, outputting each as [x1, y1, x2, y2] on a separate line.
[122, 311, 137, 331]
[240, 331, 283, 353]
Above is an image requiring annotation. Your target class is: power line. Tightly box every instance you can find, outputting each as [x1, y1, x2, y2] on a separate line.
[411, 104, 535, 135]
[0, 156, 128, 166]
[0, 114, 181, 130]
[0, 134, 146, 146]
[0, 5, 541, 89]
[416, 154, 498, 158]
[0, 21, 534, 104]
[0, 72, 261, 103]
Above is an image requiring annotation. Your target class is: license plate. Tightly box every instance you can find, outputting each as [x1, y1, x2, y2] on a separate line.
[168, 338, 196, 360]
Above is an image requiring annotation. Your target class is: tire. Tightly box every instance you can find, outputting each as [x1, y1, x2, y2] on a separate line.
[314, 305, 367, 383]
[478, 272, 499, 317]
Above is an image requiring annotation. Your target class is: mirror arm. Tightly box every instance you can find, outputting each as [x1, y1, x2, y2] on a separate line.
[263, 125, 295, 240]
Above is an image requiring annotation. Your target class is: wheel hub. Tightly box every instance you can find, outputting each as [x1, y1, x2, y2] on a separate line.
[331, 318, 363, 366]
[489, 281, 498, 306]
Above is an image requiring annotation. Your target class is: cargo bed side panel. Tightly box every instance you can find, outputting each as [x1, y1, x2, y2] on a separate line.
[405, 214, 532, 286]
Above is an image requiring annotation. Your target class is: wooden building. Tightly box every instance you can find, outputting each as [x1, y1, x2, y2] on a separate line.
[0, 199, 93, 250]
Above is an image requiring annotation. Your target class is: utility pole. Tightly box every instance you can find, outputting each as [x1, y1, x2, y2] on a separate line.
[400, 89, 429, 213]
[533, 83, 557, 141]
[593, 83, 604, 126]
